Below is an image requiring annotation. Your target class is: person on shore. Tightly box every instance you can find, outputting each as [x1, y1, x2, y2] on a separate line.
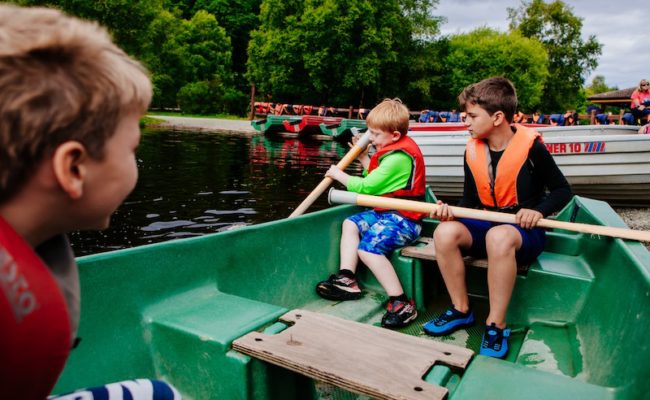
[315, 99, 426, 328]
[631, 79, 650, 124]
[0, 5, 179, 399]
[423, 77, 572, 358]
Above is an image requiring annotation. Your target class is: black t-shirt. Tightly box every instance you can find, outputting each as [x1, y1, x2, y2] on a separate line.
[459, 139, 572, 216]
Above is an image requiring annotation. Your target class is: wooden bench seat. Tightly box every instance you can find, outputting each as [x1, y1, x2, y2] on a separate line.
[233, 309, 473, 400]
[401, 236, 529, 274]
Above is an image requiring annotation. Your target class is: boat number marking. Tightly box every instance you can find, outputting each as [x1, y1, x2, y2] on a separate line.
[545, 142, 605, 154]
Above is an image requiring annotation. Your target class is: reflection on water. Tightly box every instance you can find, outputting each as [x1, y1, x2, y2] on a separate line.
[70, 129, 357, 256]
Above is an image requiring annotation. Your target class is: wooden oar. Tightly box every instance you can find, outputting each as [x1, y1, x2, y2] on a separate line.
[289, 132, 371, 218]
[328, 189, 650, 242]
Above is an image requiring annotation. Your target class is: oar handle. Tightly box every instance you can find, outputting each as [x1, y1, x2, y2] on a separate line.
[328, 189, 650, 242]
[288, 132, 371, 218]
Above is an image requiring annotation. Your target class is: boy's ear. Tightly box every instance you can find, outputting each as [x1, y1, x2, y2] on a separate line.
[391, 130, 402, 141]
[52, 141, 88, 200]
[493, 111, 506, 126]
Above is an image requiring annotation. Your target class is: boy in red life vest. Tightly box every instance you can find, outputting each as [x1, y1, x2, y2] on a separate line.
[315, 99, 426, 328]
[0, 5, 179, 399]
[423, 77, 572, 358]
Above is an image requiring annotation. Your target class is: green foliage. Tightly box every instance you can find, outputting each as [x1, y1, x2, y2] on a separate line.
[508, 0, 602, 112]
[192, 1, 261, 79]
[446, 28, 549, 111]
[247, 0, 443, 109]
[177, 80, 224, 114]
[143, 9, 233, 112]
[586, 75, 618, 96]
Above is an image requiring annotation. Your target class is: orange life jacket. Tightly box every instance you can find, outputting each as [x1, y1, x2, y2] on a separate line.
[368, 136, 426, 220]
[0, 217, 72, 399]
[465, 124, 542, 209]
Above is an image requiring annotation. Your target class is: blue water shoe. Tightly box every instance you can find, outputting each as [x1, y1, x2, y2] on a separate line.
[423, 305, 475, 336]
[480, 323, 511, 359]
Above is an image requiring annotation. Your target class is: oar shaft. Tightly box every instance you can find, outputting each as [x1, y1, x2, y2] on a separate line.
[289, 132, 371, 218]
[328, 189, 650, 242]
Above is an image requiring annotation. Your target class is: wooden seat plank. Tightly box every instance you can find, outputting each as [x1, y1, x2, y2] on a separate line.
[401, 236, 529, 274]
[233, 309, 473, 400]
[401, 237, 488, 268]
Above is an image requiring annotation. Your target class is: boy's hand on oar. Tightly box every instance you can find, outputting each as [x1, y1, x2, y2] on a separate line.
[516, 208, 543, 229]
[349, 134, 370, 161]
[431, 200, 455, 221]
[325, 165, 348, 184]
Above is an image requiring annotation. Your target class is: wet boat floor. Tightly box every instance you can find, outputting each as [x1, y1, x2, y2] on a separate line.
[389, 295, 528, 363]
[314, 294, 529, 400]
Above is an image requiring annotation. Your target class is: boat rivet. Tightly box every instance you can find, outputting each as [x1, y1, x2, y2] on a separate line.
[414, 387, 423, 392]
[444, 352, 451, 356]
[255, 338, 263, 342]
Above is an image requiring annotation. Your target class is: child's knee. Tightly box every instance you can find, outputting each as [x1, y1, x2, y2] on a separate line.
[485, 226, 520, 253]
[342, 219, 358, 233]
[433, 222, 466, 248]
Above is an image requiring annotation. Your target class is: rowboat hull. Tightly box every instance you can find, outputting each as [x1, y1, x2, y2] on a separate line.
[52, 196, 650, 399]
[282, 116, 343, 136]
[413, 126, 650, 206]
[319, 118, 367, 139]
[251, 116, 302, 134]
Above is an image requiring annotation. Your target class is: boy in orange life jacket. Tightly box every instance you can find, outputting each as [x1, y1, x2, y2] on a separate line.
[0, 5, 179, 399]
[423, 77, 572, 358]
[315, 99, 426, 328]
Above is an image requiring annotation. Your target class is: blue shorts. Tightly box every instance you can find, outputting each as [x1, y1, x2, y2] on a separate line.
[458, 218, 545, 265]
[347, 210, 421, 256]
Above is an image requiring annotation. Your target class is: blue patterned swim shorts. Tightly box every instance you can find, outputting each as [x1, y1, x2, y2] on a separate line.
[347, 210, 421, 255]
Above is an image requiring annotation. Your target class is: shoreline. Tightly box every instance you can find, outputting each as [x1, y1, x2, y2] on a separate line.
[146, 115, 650, 240]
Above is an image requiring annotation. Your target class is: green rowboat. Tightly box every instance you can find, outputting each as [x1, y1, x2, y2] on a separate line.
[319, 118, 368, 140]
[53, 194, 650, 399]
[251, 115, 302, 134]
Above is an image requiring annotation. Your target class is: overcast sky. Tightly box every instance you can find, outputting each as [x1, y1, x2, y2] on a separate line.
[434, 0, 648, 89]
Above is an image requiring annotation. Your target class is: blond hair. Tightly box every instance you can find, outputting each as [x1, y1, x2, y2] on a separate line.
[366, 98, 410, 136]
[0, 5, 152, 202]
[638, 79, 649, 91]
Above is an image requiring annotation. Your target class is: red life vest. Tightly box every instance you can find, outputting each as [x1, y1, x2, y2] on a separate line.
[0, 217, 71, 399]
[368, 136, 426, 220]
[303, 105, 313, 115]
[465, 124, 542, 209]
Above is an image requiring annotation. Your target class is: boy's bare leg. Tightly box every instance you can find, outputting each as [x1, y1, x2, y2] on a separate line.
[433, 221, 473, 313]
[358, 250, 403, 296]
[339, 220, 361, 273]
[485, 225, 522, 329]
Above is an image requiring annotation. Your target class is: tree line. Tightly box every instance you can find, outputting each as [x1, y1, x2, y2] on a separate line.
[14, 0, 603, 116]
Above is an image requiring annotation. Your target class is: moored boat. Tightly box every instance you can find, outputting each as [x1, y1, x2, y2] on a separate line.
[412, 125, 650, 206]
[52, 194, 650, 399]
[282, 115, 343, 137]
[251, 115, 302, 134]
[319, 118, 367, 140]
[409, 124, 637, 139]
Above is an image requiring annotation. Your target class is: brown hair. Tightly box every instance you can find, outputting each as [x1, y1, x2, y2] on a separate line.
[366, 98, 410, 136]
[458, 77, 517, 123]
[0, 5, 152, 202]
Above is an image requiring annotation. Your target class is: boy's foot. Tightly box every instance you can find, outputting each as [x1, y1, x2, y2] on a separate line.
[315, 273, 362, 301]
[423, 305, 475, 336]
[479, 323, 511, 359]
[381, 298, 417, 328]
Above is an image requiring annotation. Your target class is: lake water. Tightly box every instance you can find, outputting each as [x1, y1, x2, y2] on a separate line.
[70, 129, 358, 256]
